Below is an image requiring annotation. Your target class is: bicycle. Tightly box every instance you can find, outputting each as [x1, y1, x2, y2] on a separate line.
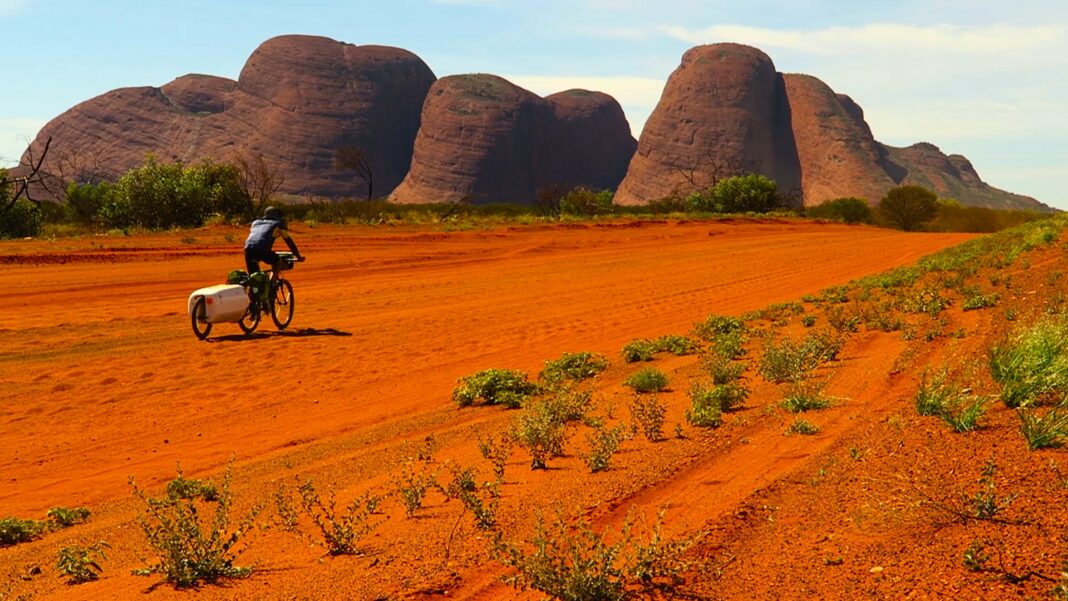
[189, 252, 303, 340]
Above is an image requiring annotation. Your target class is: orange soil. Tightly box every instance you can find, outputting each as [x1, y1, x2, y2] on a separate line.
[0, 218, 1006, 599]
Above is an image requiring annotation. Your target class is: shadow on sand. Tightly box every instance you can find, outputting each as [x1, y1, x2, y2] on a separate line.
[206, 327, 352, 343]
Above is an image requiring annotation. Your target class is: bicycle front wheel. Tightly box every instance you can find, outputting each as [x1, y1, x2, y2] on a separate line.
[271, 279, 295, 330]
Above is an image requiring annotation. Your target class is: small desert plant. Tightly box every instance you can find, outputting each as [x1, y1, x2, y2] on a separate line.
[393, 458, 439, 517]
[442, 463, 500, 530]
[989, 317, 1068, 408]
[686, 381, 749, 428]
[477, 431, 515, 480]
[585, 423, 629, 473]
[495, 511, 688, 600]
[787, 418, 820, 435]
[131, 462, 261, 588]
[296, 480, 379, 555]
[903, 287, 951, 315]
[781, 380, 832, 413]
[165, 469, 219, 502]
[56, 541, 109, 584]
[915, 369, 953, 416]
[693, 313, 745, 342]
[655, 335, 699, 356]
[629, 394, 667, 441]
[826, 306, 861, 333]
[0, 517, 46, 547]
[46, 507, 91, 529]
[965, 460, 1017, 520]
[801, 314, 817, 328]
[539, 351, 610, 383]
[702, 352, 745, 385]
[759, 331, 843, 383]
[962, 539, 993, 573]
[938, 396, 988, 433]
[1017, 407, 1068, 450]
[624, 367, 669, 393]
[962, 289, 998, 311]
[452, 368, 540, 408]
[622, 338, 658, 362]
[513, 398, 572, 469]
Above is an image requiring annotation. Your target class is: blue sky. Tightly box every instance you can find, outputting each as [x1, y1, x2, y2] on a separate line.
[1, 0, 1065, 208]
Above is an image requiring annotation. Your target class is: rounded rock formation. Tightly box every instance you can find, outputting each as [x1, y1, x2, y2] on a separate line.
[391, 77, 636, 205]
[614, 43, 801, 205]
[782, 74, 895, 205]
[24, 34, 436, 198]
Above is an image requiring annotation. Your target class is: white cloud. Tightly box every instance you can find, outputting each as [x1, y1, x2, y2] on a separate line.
[660, 22, 1067, 58]
[0, 118, 46, 167]
[504, 75, 666, 135]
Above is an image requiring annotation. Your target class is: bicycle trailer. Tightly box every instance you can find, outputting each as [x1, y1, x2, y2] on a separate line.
[187, 284, 248, 324]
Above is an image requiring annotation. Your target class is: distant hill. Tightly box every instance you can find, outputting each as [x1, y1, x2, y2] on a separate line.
[22, 36, 1049, 211]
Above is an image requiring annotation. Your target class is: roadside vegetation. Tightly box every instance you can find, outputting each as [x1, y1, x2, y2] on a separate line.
[2, 153, 1051, 240]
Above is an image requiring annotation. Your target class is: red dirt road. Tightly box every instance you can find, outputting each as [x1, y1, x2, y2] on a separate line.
[1, 219, 982, 599]
[3, 220, 971, 515]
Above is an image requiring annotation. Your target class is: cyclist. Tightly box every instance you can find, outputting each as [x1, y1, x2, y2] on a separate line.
[244, 206, 304, 274]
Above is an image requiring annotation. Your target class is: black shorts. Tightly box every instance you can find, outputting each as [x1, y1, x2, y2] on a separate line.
[244, 247, 278, 273]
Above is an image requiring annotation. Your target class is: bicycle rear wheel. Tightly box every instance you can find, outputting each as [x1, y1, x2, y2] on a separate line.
[271, 279, 295, 330]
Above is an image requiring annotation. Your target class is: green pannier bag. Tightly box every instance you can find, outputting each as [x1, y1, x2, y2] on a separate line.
[226, 269, 248, 285]
[247, 271, 270, 302]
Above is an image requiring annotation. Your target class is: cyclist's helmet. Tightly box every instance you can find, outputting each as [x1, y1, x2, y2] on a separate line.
[264, 206, 283, 220]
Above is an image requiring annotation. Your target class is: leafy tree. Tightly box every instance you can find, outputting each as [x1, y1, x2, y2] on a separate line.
[807, 197, 873, 224]
[878, 185, 938, 231]
[688, 174, 782, 213]
[64, 181, 113, 224]
[559, 187, 613, 216]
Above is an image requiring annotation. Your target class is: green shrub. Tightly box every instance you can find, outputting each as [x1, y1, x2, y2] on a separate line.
[0, 198, 42, 238]
[131, 462, 261, 588]
[686, 381, 749, 428]
[807, 197, 873, 224]
[786, 419, 820, 435]
[56, 541, 109, 584]
[513, 396, 574, 469]
[0, 516, 46, 547]
[702, 352, 745, 385]
[64, 181, 113, 224]
[495, 512, 688, 600]
[393, 458, 439, 517]
[689, 174, 783, 213]
[625, 367, 669, 393]
[629, 394, 667, 441]
[902, 287, 951, 315]
[585, 424, 629, 473]
[693, 314, 746, 342]
[655, 335, 699, 356]
[442, 463, 500, 529]
[989, 317, 1068, 408]
[878, 185, 938, 231]
[100, 156, 248, 229]
[453, 368, 540, 408]
[622, 339, 658, 362]
[1017, 407, 1068, 450]
[801, 315, 817, 328]
[165, 470, 219, 502]
[46, 506, 90, 528]
[781, 381, 832, 413]
[296, 480, 380, 553]
[962, 288, 998, 311]
[759, 331, 844, 383]
[560, 187, 614, 216]
[477, 432, 515, 480]
[540, 352, 610, 383]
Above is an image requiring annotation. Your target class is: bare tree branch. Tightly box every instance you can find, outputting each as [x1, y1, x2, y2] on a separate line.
[334, 146, 374, 201]
[2, 136, 52, 215]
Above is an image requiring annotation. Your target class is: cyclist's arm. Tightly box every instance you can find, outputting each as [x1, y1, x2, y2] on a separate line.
[277, 224, 302, 259]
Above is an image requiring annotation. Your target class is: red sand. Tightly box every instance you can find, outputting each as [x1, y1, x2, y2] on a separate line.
[4, 219, 1007, 599]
